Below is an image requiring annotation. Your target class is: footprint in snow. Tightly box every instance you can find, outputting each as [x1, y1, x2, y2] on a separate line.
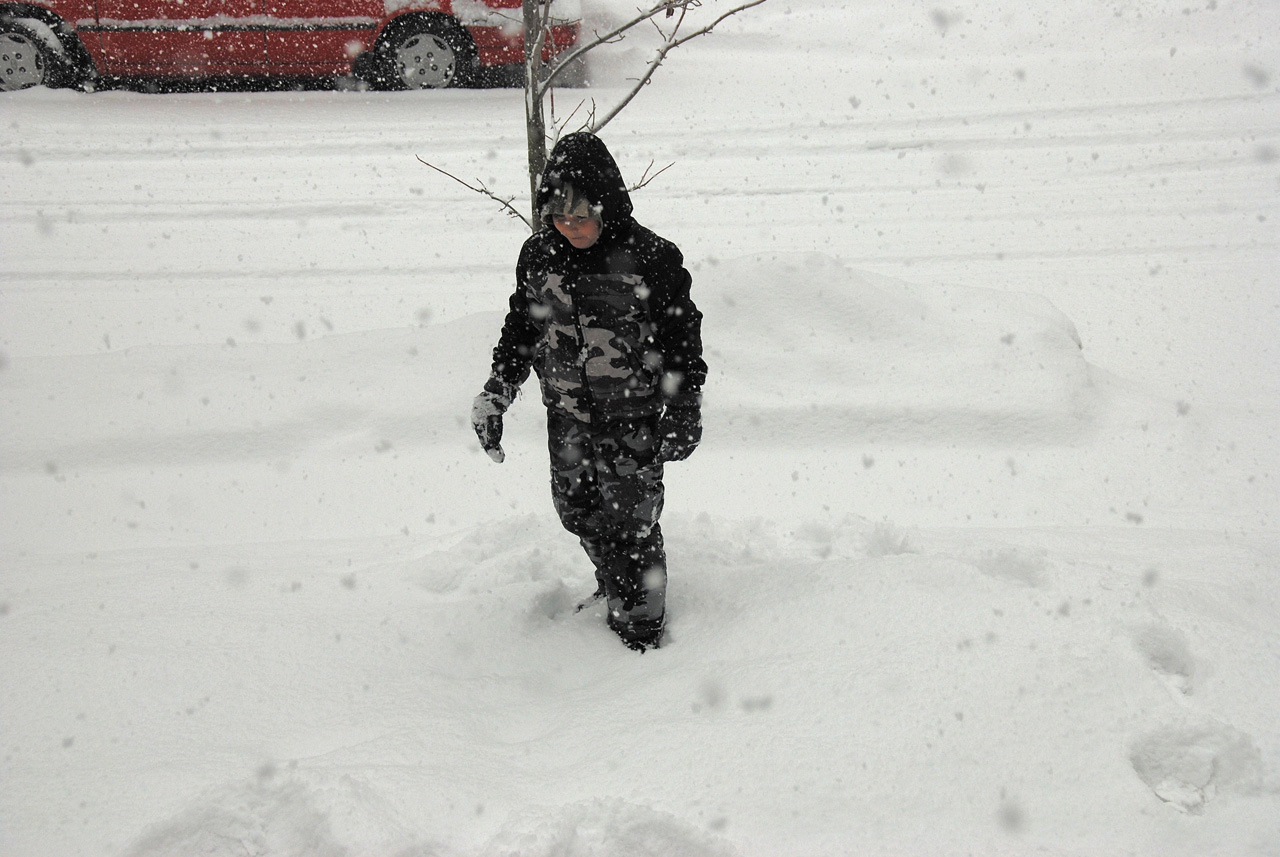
[483, 797, 739, 856]
[528, 579, 576, 621]
[1129, 721, 1264, 814]
[1130, 622, 1198, 695]
[122, 768, 416, 857]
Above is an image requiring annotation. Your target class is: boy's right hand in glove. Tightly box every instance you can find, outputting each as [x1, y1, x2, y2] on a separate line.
[471, 378, 518, 463]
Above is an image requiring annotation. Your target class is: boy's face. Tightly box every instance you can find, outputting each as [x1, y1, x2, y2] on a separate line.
[553, 214, 602, 250]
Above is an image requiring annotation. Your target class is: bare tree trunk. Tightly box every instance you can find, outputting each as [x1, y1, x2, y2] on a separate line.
[523, 0, 548, 227]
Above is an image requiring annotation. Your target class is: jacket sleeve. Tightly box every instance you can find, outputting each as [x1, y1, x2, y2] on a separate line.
[488, 240, 541, 389]
[649, 240, 707, 398]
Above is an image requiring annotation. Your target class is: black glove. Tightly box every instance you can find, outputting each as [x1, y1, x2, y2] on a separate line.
[471, 377, 517, 463]
[657, 391, 702, 462]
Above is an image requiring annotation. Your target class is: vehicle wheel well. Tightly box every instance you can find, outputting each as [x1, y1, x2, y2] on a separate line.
[0, 3, 97, 86]
[376, 12, 471, 53]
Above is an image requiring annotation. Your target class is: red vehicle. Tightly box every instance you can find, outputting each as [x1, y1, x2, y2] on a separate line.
[0, 0, 580, 91]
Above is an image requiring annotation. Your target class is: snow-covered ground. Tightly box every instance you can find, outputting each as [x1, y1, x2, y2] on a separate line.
[2, 0, 1279, 854]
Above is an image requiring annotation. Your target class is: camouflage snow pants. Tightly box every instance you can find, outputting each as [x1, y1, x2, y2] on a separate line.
[546, 409, 666, 646]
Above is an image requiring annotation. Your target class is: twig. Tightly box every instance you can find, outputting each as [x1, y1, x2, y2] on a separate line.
[630, 159, 675, 191]
[555, 97, 591, 136]
[591, 0, 768, 133]
[539, 0, 700, 93]
[414, 155, 532, 229]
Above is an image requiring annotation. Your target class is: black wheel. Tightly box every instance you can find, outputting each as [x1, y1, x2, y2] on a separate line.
[372, 17, 477, 90]
[0, 18, 53, 91]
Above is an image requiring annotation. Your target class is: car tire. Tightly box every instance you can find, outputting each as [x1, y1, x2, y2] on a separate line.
[371, 17, 477, 90]
[0, 18, 59, 92]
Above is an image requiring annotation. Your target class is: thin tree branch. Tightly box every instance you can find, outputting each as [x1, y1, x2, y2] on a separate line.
[415, 155, 532, 229]
[587, 26, 679, 132]
[554, 96, 591, 136]
[669, 0, 765, 46]
[539, 0, 700, 94]
[630, 159, 675, 191]
[590, 0, 767, 132]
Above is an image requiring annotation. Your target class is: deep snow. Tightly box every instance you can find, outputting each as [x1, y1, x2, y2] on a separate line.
[2, 0, 1279, 855]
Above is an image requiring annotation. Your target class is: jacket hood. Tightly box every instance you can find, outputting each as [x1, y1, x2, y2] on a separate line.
[535, 132, 634, 230]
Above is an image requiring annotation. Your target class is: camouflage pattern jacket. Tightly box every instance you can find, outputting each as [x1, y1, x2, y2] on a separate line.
[487, 134, 706, 424]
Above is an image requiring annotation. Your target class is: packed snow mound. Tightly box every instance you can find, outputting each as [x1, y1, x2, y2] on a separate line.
[0, 252, 1100, 474]
[696, 253, 1099, 446]
[123, 776, 738, 857]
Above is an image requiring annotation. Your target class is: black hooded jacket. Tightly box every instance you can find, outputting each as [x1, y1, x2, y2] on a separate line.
[488, 133, 706, 424]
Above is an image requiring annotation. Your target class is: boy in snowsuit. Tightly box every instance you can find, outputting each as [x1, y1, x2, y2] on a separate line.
[471, 132, 706, 652]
